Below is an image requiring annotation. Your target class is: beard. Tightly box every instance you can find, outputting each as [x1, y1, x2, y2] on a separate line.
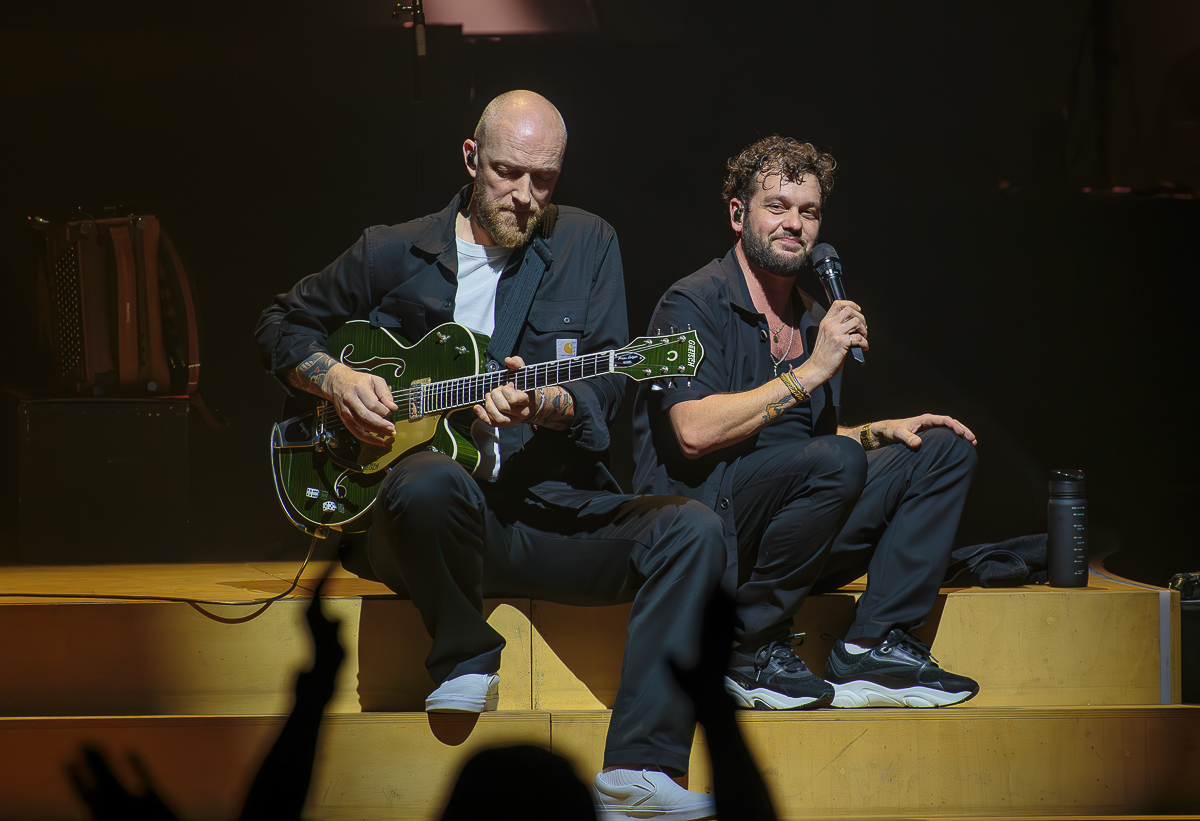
[742, 224, 811, 277]
[473, 195, 543, 248]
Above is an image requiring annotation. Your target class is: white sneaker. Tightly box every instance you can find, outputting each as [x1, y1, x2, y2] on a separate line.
[593, 769, 716, 821]
[425, 673, 499, 712]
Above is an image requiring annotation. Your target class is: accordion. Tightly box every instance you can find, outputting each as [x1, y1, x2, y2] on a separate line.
[31, 211, 200, 397]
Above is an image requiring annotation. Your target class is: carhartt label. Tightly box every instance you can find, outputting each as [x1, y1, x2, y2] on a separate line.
[556, 339, 577, 359]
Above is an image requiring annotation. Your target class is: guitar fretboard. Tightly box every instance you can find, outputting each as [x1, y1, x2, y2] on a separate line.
[414, 350, 614, 414]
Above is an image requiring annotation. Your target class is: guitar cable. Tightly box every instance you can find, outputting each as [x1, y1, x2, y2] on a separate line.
[0, 533, 322, 616]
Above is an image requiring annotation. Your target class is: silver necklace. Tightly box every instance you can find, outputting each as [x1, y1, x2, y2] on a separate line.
[769, 300, 796, 374]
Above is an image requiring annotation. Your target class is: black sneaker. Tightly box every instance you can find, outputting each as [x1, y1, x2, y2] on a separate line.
[825, 627, 979, 708]
[724, 634, 835, 710]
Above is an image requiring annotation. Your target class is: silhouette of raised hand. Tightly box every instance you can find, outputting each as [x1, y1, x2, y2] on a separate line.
[68, 746, 179, 821]
[669, 589, 778, 821]
[239, 565, 345, 821]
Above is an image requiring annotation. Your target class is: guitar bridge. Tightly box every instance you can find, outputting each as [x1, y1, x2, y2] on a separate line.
[409, 377, 430, 421]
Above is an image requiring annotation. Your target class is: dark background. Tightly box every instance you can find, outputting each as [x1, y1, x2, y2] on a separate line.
[2, 0, 1197, 586]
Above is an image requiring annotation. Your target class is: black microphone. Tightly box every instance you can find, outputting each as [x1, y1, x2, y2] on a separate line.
[811, 243, 865, 364]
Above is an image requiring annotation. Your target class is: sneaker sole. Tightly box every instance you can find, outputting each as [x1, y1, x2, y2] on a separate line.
[425, 674, 500, 713]
[594, 806, 716, 821]
[724, 676, 833, 710]
[830, 680, 978, 708]
[424, 695, 499, 713]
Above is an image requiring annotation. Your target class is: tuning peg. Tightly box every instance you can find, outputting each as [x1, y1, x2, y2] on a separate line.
[667, 378, 676, 389]
[686, 324, 692, 331]
[654, 327, 661, 335]
[686, 379, 692, 389]
[669, 326, 678, 334]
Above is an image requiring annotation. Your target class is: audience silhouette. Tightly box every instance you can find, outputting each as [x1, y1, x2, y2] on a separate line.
[67, 573, 778, 820]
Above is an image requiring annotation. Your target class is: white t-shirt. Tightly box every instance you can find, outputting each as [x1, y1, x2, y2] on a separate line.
[455, 236, 516, 480]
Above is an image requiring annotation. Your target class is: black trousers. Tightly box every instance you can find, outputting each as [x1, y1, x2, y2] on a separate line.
[731, 427, 978, 645]
[357, 452, 727, 775]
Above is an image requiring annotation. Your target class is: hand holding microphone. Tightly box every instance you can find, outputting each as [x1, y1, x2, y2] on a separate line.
[812, 243, 866, 364]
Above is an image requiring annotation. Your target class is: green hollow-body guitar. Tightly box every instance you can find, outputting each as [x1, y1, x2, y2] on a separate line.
[271, 320, 704, 536]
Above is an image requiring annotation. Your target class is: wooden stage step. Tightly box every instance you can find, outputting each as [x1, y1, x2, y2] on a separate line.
[0, 561, 1182, 716]
[3, 706, 1198, 820]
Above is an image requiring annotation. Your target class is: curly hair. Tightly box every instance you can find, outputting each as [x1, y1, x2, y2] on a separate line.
[722, 135, 836, 210]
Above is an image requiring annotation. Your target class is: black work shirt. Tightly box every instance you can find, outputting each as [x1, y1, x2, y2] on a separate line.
[256, 185, 630, 507]
[632, 247, 841, 552]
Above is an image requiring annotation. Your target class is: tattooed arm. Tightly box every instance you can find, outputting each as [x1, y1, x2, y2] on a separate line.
[534, 386, 575, 430]
[288, 352, 398, 443]
[285, 352, 341, 397]
[473, 357, 575, 430]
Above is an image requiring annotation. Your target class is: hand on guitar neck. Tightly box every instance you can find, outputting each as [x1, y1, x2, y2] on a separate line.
[288, 351, 575, 445]
[288, 352, 399, 444]
[473, 356, 575, 431]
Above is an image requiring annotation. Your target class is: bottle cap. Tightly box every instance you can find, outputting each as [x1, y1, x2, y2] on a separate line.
[1049, 468, 1086, 497]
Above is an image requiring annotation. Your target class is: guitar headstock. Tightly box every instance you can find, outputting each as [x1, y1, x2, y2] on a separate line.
[612, 330, 705, 381]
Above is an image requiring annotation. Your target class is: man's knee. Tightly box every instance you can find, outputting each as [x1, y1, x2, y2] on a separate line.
[808, 435, 868, 505]
[377, 452, 482, 518]
[918, 427, 979, 475]
[654, 498, 728, 580]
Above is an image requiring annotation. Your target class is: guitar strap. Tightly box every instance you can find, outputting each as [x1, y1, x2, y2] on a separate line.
[483, 204, 557, 371]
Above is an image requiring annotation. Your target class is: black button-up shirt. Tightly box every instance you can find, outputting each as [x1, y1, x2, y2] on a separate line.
[632, 247, 841, 557]
[256, 186, 630, 506]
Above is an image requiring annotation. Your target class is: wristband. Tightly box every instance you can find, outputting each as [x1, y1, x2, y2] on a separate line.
[779, 369, 810, 403]
[860, 423, 879, 451]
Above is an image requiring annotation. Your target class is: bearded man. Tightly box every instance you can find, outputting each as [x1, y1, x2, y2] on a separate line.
[256, 91, 724, 820]
[633, 135, 980, 712]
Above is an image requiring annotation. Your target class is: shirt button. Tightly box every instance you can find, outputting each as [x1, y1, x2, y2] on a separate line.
[563, 316, 572, 324]
[759, 329, 768, 342]
[719, 498, 730, 509]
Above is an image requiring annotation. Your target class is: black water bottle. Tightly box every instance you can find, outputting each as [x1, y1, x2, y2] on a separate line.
[1047, 469, 1088, 587]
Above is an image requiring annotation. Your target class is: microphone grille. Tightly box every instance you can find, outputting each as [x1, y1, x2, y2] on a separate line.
[811, 243, 839, 264]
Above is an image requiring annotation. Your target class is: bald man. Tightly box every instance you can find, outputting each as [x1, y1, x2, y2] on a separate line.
[257, 91, 723, 819]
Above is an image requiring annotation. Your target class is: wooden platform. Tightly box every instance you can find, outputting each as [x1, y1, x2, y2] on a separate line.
[0, 561, 1182, 715]
[0, 560, 1193, 819]
[4, 708, 1198, 820]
